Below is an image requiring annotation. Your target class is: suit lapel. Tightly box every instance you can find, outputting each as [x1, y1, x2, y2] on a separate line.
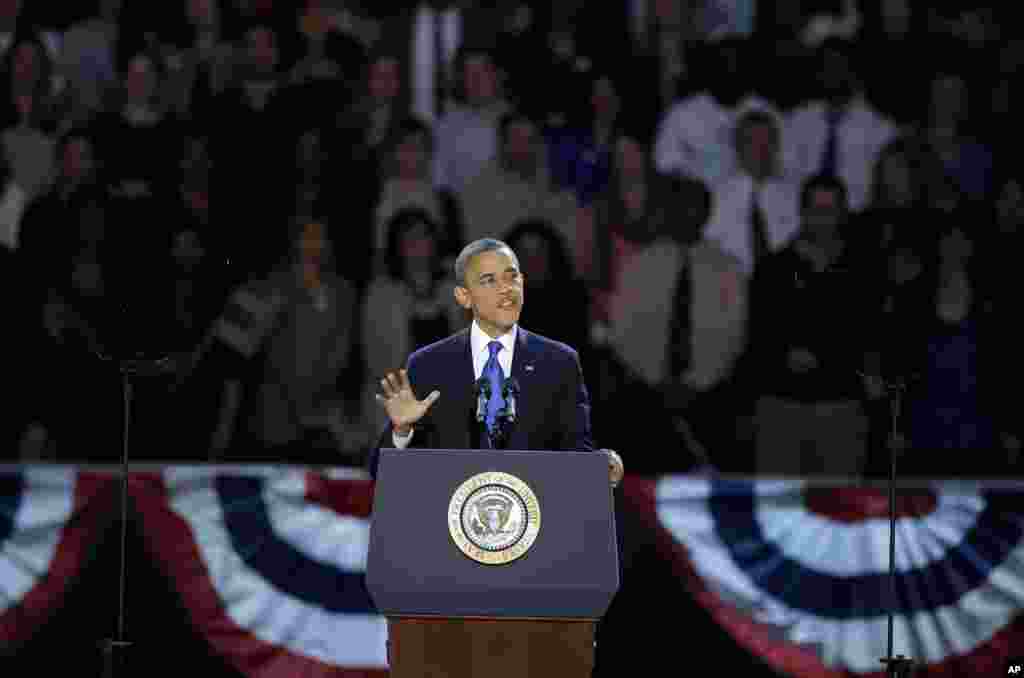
[451, 327, 475, 449]
[508, 327, 537, 450]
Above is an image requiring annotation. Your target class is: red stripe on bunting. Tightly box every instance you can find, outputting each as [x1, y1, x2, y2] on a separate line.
[0, 471, 114, 647]
[304, 473, 374, 518]
[621, 475, 1024, 678]
[803, 486, 938, 524]
[128, 472, 386, 678]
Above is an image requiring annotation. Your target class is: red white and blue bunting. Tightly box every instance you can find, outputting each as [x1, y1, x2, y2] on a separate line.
[0, 466, 112, 647]
[625, 475, 1024, 677]
[129, 466, 387, 678]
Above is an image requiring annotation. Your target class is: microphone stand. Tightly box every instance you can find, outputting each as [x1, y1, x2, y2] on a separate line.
[876, 374, 914, 678]
[95, 350, 176, 678]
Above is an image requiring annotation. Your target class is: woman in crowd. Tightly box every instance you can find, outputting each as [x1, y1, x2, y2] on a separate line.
[360, 207, 462, 436]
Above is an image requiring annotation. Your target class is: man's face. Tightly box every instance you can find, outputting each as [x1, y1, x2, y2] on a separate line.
[63, 137, 95, 180]
[615, 137, 646, 183]
[737, 121, 778, 180]
[464, 56, 497, 103]
[591, 77, 619, 120]
[187, 0, 216, 27]
[396, 131, 427, 179]
[368, 58, 400, 101]
[125, 55, 156, 103]
[455, 249, 524, 338]
[246, 27, 278, 74]
[802, 187, 843, 239]
[504, 120, 536, 170]
[12, 42, 39, 86]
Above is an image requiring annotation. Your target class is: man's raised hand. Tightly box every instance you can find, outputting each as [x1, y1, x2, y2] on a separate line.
[375, 369, 440, 435]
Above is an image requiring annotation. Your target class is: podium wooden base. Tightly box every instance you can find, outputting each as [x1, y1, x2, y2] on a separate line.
[387, 616, 596, 678]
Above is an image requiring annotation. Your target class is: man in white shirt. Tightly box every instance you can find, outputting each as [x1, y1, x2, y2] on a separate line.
[703, 109, 801, 276]
[783, 38, 897, 212]
[654, 36, 778, 190]
[432, 46, 510, 195]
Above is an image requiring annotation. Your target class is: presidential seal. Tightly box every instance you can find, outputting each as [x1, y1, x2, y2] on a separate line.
[448, 471, 541, 565]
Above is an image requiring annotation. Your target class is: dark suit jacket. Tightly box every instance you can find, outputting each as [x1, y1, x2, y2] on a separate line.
[368, 326, 595, 477]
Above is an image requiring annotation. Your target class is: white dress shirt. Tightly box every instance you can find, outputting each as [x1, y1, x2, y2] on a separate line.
[703, 172, 801, 276]
[392, 320, 517, 448]
[783, 95, 898, 212]
[654, 92, 779, 190]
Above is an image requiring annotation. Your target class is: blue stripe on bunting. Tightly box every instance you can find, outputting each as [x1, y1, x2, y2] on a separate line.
[214, 475, 377, 614]
[704, 479, 1024, 619]
[0, 473, 25, 544]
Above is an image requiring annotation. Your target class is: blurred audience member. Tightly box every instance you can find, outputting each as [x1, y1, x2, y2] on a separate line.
[211, 219, 360, 463]
[54, 1, 120, 125]
[986, 173, 1024, 460]
[784, 38, 898, 212]
[381, 0, 504, 127]
[703, 108, 799, 276]
[663, 175, 749, 470]
[1, 36, 61, 203]
[95, 51, 183, 200]
[22, 188, 122, 460]
[460, 110, 576, 258]
[847, 137, 929, 268]
[859, 0, 929, 126]
[590, 128, 678, 321]
[655, 36, 777, 190]
[502, 217, 590, 364]
[321, 48, 404, 289]
[361, 207, 462, 436]
[373, 115, 462, 270]
[918, 67, 994, 205]
[163, 0, 237, 121]
[748, 173, 875, 476]
[891, 217, 1002, 473]
[433, 45, 510, 195]
[209, 23, 292, 277]
[287, 1, 366, 93]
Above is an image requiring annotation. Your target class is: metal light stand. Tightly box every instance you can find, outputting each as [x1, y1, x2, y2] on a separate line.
[97, 353, 175, 678]
[878, 376, 914, 678]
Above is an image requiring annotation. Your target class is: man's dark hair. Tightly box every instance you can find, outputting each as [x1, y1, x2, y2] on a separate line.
[801, 173, 849, 211]
[454, 239, 519, 287]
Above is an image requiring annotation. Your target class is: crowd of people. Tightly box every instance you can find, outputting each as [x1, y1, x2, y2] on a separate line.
[0, 0, 1020, 478]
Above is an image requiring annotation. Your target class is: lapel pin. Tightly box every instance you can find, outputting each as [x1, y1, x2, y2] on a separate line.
[525, 365, 534, 372]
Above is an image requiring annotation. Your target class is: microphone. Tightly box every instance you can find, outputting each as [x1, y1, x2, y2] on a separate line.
[501, 377, 520, 424]
[474, 376, 491, 424]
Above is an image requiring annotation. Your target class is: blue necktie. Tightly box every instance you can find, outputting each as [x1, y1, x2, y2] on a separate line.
[482, 341, 506, 438]
[821, 107, 842, 175]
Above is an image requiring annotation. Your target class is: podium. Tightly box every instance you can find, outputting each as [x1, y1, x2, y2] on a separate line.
[366, 448, 619, 678]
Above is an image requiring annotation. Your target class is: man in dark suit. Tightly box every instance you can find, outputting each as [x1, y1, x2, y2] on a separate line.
[370, 238, 622, 484]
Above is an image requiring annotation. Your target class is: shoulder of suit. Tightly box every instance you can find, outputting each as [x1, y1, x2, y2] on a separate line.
[520, 328, 578, 362]
[409, 328, 467, 363]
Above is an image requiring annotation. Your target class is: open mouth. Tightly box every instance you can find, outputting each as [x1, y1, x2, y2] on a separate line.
[498, 299, 518, 310]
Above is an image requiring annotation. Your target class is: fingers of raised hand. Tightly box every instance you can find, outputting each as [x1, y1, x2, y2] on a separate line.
[380, 375, 396, 399]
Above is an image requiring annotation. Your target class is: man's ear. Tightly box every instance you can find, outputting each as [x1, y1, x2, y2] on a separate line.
[454, 285, 472, 310]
